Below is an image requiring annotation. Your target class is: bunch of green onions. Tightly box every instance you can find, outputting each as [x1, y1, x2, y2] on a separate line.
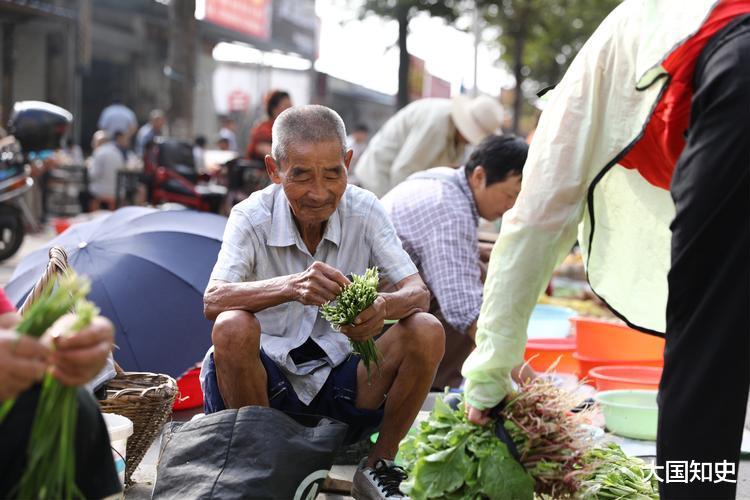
[320, 267, 381, 375]
[0, 272, 98, 500]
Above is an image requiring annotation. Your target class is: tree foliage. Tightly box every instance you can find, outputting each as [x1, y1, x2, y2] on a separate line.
[481, 0, 620, 132]
[361, 0, 461, 22]
[357, 0, 620, 128]
[359, 0, 461, 109]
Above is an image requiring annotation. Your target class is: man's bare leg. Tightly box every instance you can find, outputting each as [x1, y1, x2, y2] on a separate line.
[355, 312, 445, 466]
[211, 310, 269, 408]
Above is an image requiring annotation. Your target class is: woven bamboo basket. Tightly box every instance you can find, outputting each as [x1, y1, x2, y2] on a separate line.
[20, 245, 177, 487]
[99, 369, 177, 486]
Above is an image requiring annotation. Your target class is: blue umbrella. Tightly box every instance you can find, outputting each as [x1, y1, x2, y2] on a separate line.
[5, 207, 227, 377]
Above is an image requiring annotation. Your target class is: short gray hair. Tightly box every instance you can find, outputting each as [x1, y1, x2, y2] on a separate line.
[271, 105, 347, 164]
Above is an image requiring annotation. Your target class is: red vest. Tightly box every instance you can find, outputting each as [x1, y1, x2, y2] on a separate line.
[620, 0, 750, 190]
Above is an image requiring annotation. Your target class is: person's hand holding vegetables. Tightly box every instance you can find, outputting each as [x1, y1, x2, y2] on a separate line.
[340, 295, 386, 342]
[321, 268, 383, 374]
[466, 402, 492, 426]
[292, 261, 350, 306]
[42, 314, 114, 387]
[466, 364, 537, 425]
[0, 331, 50, 401]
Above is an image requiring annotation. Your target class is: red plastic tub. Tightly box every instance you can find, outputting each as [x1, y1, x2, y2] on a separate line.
[575, 353, 663, 380]
[524, 337, 578, 374]
[588, 365, 663, 391]
[53, 218, 71, 234]
[173, 367, 204, 411]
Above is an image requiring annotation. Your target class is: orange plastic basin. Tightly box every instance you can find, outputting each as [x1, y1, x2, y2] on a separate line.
[524, 338, 578, 374]
[575, 353, 663, 380]
[571, 316, 665, 360]
[588, 365, 663, 391]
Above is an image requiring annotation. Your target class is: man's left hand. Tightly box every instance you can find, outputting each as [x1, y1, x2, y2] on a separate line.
[340, 295, 386, 342]
[43, 315, 115, 387]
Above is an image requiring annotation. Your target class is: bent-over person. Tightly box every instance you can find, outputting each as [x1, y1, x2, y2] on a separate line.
[381, 135, 528, 390]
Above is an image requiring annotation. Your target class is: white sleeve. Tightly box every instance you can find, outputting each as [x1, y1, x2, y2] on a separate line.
[462, 18, 619, 410]
[210, 207, 258, 283]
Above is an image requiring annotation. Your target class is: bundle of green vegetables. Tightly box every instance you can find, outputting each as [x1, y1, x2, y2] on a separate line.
[576, 444, 659, 499]
[0, 272, 98, 500]
[501, 375, 593, 497]
[320, 267, 380, 373]
[399, 377, 660, 499]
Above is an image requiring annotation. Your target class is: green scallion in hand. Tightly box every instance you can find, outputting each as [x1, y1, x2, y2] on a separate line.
[6, 272, 99, 500]
[320, 267, 381, 375]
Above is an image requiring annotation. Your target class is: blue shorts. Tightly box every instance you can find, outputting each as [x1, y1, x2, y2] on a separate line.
[201, 350, 384, 444]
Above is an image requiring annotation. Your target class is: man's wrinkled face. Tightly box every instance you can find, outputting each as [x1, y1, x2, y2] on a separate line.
[266, 140, 351, 226]
[469, 166, 522, 221]
[478, 173, 522, 221]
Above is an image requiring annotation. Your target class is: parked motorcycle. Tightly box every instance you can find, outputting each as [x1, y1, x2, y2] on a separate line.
[144, 137, 227, 213]
[0, 101, 72, 261]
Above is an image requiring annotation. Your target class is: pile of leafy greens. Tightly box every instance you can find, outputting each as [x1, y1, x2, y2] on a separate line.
[399, 381, 659, 499]
[399, 396, 535, 499]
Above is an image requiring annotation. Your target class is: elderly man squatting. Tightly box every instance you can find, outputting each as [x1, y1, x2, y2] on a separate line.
[200, 105, 445, 499]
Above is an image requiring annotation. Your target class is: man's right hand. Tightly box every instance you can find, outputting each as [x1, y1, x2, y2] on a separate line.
[292, 261, 350, 306]
[0, 331, 50, 401]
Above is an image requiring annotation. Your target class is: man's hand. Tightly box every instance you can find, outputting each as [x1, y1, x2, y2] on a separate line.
[292, 261, 350, 306]
[43, 315, 114, 387]
[466, 402, 492, 426]
[340, 295, 386, 342]
[0, 331, 50, 401]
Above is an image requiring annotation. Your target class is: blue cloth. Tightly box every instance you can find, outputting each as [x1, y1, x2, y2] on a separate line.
[201, 351, 384, 445]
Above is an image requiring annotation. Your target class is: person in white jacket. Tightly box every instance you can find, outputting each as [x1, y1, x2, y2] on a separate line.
[461, 1, 750, 498]
[356, 95, 504, 197]
[88, 131, 140, 209]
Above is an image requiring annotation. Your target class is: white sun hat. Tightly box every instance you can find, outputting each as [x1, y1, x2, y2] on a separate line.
[451, 94, 505, 145]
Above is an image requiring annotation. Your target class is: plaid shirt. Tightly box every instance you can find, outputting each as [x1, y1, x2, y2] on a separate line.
[381, 167, 482, 333]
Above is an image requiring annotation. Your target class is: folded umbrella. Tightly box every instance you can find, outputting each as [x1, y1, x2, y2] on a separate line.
[5, 207, 227, 377]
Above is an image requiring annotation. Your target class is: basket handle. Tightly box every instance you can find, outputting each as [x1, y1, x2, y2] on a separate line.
[108, 373, 177, 399]
[18, 246, 69, 316]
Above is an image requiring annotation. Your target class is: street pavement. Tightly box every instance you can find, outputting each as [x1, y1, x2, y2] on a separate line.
[3, 220, 750, 499]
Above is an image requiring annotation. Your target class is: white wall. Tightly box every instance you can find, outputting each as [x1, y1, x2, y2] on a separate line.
[194, 57, 311, 151]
